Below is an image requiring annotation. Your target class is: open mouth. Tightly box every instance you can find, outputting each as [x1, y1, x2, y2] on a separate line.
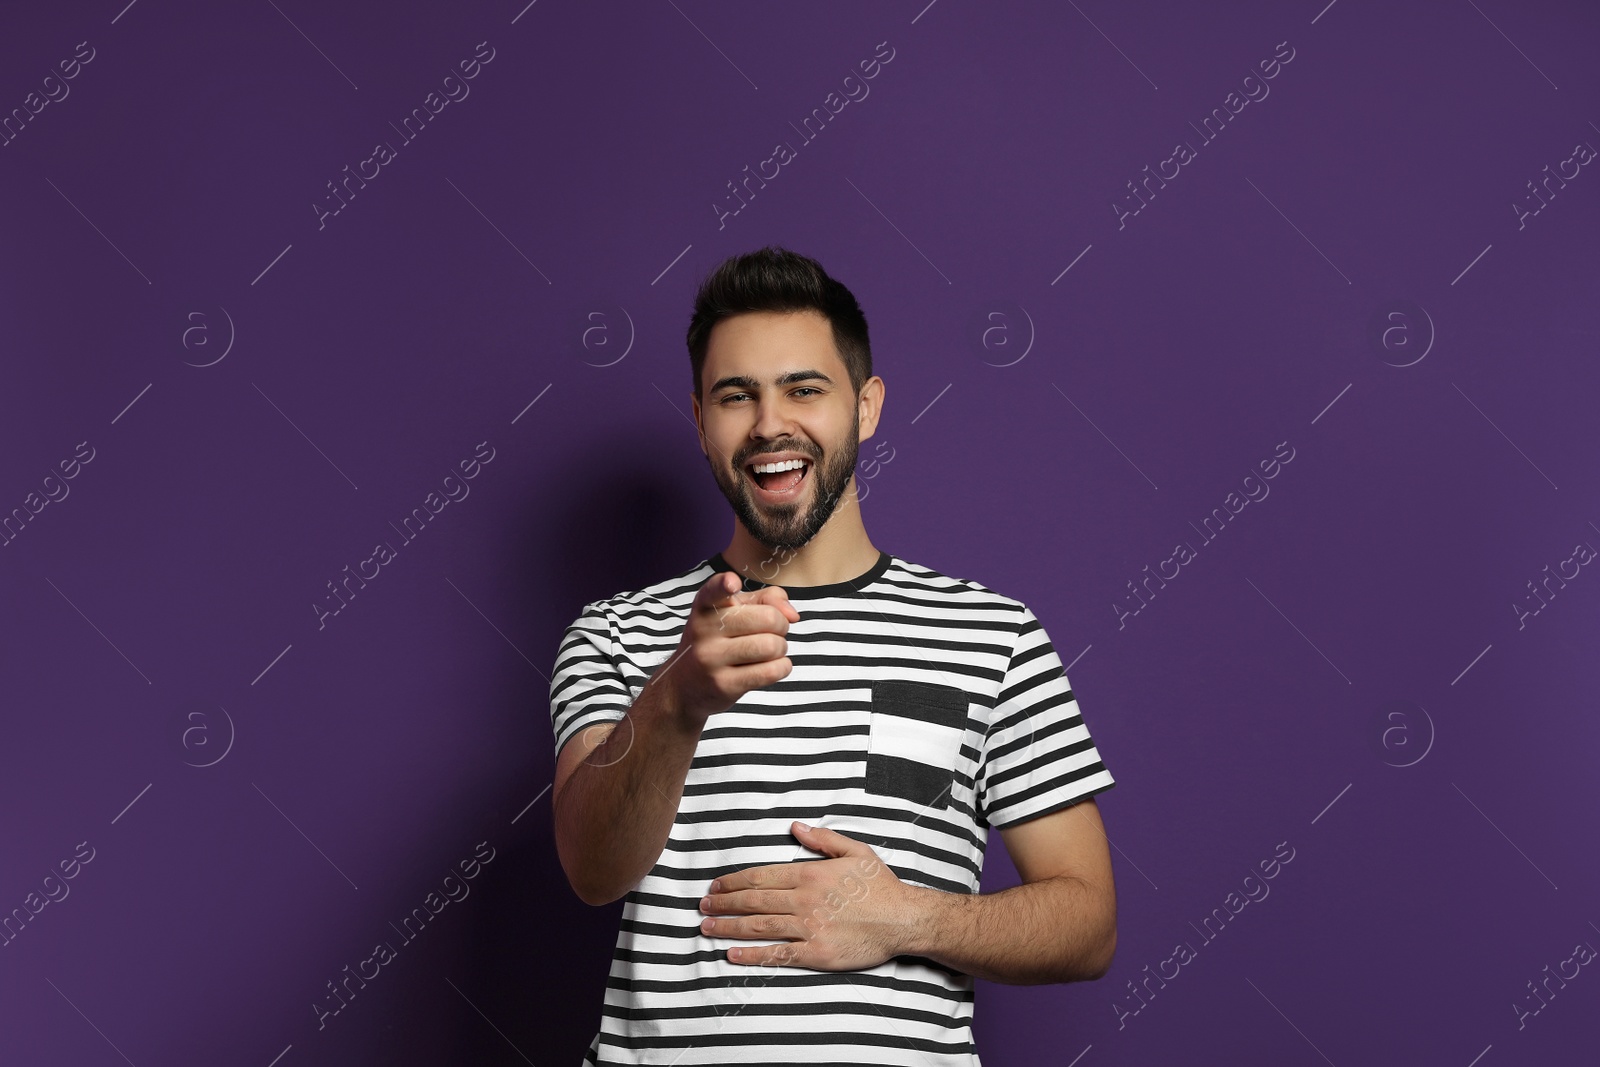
[745, 457, 811, 500]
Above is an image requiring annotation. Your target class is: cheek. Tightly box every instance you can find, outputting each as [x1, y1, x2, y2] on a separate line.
[811, 416, 851, 453]
[699, 426, 738, 466]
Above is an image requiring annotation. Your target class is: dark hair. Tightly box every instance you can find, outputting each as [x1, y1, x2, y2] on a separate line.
[685, 245, 871, 398]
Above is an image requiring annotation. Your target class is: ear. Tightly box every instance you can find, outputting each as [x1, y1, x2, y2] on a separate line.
[691, 391, 708, 457]
[856, 375, 885, 442]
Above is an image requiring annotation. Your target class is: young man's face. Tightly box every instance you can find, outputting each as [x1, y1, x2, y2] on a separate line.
[692, 309, 881, 553]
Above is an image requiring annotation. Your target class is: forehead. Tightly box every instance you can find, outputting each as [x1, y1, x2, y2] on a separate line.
[702, 310, 845, 386]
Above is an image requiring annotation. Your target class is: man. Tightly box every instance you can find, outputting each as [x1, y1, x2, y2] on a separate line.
[550, 246, 1117, 1065]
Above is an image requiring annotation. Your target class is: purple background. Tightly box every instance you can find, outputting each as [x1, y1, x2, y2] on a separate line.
[3, 1, 1597, 1063]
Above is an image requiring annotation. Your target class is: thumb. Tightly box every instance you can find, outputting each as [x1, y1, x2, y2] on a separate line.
[753, 584, 800, 622]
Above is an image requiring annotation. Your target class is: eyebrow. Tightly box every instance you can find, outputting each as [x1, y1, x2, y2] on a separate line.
[709, 369, 835, 394]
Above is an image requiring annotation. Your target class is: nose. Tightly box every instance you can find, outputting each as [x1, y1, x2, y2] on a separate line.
[749, 394, 798, 443]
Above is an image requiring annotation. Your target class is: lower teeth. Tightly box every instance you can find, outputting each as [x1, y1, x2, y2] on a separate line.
[757, 467, 804, 491]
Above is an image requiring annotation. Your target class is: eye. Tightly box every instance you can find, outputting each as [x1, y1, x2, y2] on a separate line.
[792, 387, 822, 398]
[719, 392, 751, 404]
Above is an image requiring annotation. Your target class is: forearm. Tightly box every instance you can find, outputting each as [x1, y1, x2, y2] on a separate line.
[901, 876, 1116, 985]
[553, 678, 704, 906]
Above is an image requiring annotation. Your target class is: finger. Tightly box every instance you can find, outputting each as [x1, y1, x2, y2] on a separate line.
[710, 580, 771, 618]
[691, 572, 732, 614]
[712, 602, 791, 638]
[719, 656, 792, 691]
[713, 633, 787, 668]
[724, 583, 796, 611]
[707, 866, 797, 898]
[695, 570, 741, 612]
[749, 585, 800, 622]
[710, 659, 790, 700]
[724, 584, 777, 609]
[791, 822, 862, 858]
[727, 941, 803, 966]
[703, 912, 806, 943]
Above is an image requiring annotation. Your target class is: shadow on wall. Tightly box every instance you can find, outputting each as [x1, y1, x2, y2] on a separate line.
[433, 434, 721, 1064]
[547, 435, 723, 613]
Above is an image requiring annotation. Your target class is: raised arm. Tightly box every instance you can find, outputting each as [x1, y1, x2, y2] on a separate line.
[551, 571, 799, 905]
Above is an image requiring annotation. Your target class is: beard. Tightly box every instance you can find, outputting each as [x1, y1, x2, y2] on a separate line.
[709, 411, 860, 554]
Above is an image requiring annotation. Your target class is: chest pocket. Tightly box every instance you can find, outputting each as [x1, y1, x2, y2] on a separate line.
[865, 680, 970, 810]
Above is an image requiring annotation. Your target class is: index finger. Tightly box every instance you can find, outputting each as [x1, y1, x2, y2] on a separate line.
[693, 569, 743, 609]
[707, 863, 799, 897]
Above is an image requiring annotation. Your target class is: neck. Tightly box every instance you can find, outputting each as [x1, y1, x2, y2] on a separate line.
[719, 477, 880, 587]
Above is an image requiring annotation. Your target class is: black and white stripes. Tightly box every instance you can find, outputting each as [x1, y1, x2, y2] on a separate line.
[550, 550, 1115, 1066]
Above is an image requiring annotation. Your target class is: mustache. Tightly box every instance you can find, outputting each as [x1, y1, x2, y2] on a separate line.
[739, 445, 820, 464]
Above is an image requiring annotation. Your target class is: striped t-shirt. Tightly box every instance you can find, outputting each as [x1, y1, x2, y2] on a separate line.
[549, 549, 1115, 1066]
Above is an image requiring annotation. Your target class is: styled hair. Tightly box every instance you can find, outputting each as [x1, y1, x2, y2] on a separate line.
[685, 245, 871, 398]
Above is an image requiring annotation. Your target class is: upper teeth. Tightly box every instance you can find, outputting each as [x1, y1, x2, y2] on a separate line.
[752, 458, 806, 474]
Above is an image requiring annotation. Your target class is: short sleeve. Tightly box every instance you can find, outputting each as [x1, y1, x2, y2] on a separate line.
[978, 605, 1115, 829]
[549, 600, 632, 759]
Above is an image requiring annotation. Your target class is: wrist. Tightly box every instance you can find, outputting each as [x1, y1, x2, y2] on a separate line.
[899, 884, 956, 958]
[645, 670, 704, 738]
